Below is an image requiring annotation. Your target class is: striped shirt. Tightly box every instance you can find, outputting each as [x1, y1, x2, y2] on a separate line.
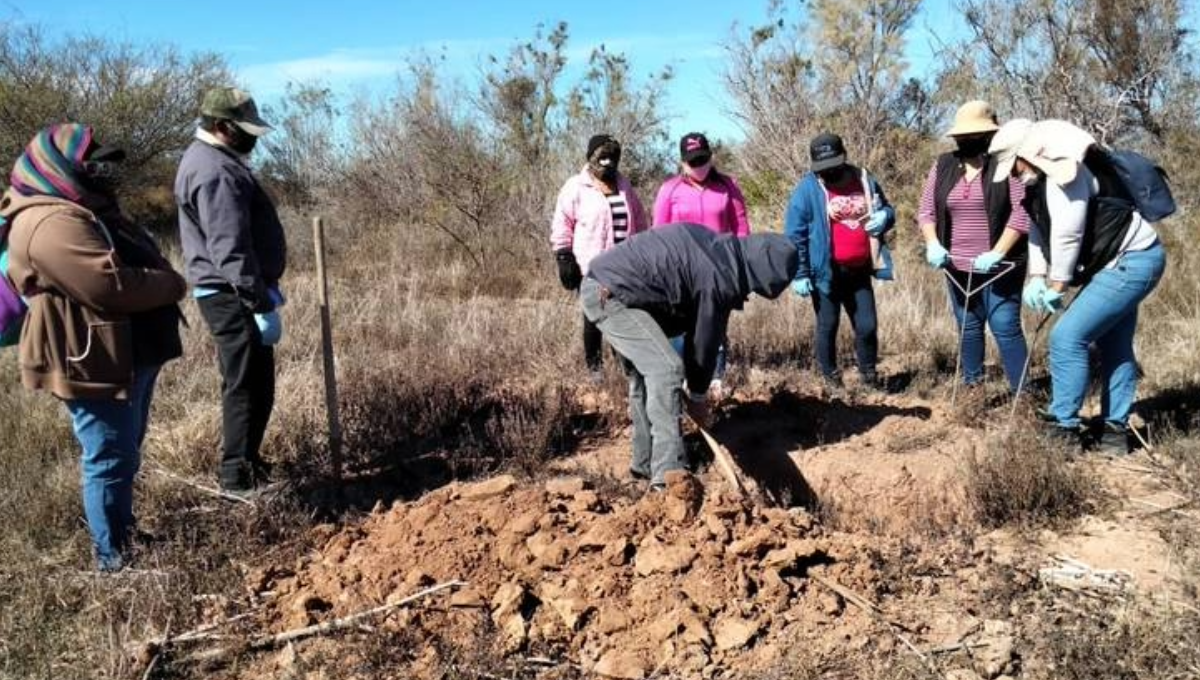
[607, 191, 630, 243]
[917, 161, 1029, 270]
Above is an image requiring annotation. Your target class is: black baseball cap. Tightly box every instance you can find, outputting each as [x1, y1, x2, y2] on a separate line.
[809, 132, 847, 172]
[679, 132, 712, 163]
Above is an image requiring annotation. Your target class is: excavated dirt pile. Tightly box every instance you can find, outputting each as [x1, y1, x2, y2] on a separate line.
[252, 471, 890, 677]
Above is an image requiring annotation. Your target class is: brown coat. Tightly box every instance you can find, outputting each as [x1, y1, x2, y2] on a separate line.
[0, 191, 186, 400]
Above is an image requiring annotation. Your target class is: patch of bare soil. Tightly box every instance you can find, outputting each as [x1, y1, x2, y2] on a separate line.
[211, 379, 1191, 679]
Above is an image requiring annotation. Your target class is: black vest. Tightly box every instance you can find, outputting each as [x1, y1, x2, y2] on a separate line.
[934, 153, 1026, 278]
[1022, 147, 1134, 287]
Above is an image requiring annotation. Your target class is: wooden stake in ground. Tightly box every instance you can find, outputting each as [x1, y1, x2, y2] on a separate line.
[313, 216, 343, 485]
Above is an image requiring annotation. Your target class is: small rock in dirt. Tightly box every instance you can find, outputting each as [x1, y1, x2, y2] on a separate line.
[634, 537, 698, 576]
[603, 538, 633, 566]
[945, 670, 984, 680]
[540, 580, 592, 631]
[545, 476, 587, 497]
[569, 490, 603, 513]
[491, 582, 532, 653]
[726, 527, 781, 558]
[458, 475, 517, 501]
[974, 620, 1015, 679]
[713, 615, 761, 651]
[449, 587, 486, 608]
[505, 511, 540, 537]
[647, 606, 712, 646]
[593, 650, 649, 680]
[761, 539, 823, 570]
[525, 531, 568, 565]
[596, 606, 632, 634]
[818, 592, 843, 616]
[703, 513, 730, 543]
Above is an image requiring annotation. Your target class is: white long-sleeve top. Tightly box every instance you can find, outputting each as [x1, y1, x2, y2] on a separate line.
[1028, 165, 1158, 281]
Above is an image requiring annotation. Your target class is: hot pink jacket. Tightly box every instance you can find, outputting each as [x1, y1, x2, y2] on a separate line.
[652, 172, 751, 237]
[549, 168, 647, 274]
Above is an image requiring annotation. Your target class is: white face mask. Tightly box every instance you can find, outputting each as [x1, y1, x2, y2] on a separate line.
[686, 161, 712, 182]
[1018, 169, 1040, 187]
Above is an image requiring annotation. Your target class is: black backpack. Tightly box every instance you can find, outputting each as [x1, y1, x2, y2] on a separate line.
[1085, 147, 1176, 222]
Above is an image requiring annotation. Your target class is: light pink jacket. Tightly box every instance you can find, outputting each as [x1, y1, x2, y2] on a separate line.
[549, 168, 647, 274]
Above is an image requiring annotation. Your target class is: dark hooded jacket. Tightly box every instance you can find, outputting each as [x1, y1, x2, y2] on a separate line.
[587, 223, 798, 393]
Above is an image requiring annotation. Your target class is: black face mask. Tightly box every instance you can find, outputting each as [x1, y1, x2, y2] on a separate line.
[954, 134, 992, 159]
[589, 155, 620, 181]
[818, 167, 850, 185]
[80, 160, 122, 197]
[223, 122, 258, 154]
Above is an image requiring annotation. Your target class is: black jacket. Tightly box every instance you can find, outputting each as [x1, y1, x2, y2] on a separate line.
[587, 223, 798, 393]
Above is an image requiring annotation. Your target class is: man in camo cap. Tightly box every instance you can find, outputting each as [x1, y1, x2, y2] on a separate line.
[175, 87, 287, 495]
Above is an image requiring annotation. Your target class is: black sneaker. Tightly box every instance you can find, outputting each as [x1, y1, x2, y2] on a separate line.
[821, 372, 844, 389]
[860, 371, 884, 392]
[1091, 422, 1130, 457]
[1036, 418, 1084, 450]
[628, 467, 650, 481]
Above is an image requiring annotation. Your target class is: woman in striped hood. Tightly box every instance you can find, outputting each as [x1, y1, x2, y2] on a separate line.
[1, 124, 186, 572]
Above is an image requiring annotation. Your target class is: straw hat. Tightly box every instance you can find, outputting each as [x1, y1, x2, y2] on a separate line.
[946, 100, 1000, 137]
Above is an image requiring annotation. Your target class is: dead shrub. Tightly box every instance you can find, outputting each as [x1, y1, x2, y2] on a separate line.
[966, 429, 1099, 528]
[1030, 599, 1200, 680]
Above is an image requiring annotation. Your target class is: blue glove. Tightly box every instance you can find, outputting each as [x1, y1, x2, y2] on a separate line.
[972, 251, 1003, 273]
[1040, 288, 1065, 315]
[268, 286, 286, 308]
[864, 210, 888, 236]
[791, 278, 813, 297]
[255, 311, 283, 345]
[1022, 278, 1047, 310]
[925, 241, 950, 269]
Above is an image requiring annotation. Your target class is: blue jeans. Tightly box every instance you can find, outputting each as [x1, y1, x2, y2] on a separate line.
[1046, 243, 1165, 428]
[65, 366, 161, 570]
[946, 271, 1028, 391]
[812, 266, 877, 378]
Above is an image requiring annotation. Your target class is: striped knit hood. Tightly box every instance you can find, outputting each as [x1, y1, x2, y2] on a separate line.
[9, 124, 111, 210]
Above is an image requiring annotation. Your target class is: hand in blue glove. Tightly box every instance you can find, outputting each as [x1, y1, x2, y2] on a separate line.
[924, 241, 950, 269]
[864, 209, 888, 236]
[254, 311, 283, 345]
[1039, 288, 1065, 315]
[1022, 278, 1048, 310]
[791, 278, 813, 297]
[972, 250, 1004, 273]
[268, 286, 286, 308]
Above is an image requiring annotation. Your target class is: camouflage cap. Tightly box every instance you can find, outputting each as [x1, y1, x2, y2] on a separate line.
[200, 87, 273, 136]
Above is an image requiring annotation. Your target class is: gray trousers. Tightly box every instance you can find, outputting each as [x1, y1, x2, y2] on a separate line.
[580, 278, 687, 484]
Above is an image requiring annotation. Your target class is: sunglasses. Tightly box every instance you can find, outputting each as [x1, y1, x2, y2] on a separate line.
[685, 154, 712, 168]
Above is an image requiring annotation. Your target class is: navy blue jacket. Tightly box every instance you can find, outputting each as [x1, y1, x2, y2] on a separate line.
[587, 223, 798, 393]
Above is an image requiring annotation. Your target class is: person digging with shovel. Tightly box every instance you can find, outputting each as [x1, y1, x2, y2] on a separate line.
[580, 223, 799, 491]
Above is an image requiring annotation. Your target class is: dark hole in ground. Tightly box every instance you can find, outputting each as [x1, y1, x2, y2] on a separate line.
[708, 391, 933, 509]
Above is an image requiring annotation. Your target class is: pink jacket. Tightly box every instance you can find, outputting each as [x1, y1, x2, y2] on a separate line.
[549, 168, 647, 274]
[652, 172, 751, 237]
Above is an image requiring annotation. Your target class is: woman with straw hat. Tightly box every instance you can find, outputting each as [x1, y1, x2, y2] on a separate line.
[916, 100, 1031, 393]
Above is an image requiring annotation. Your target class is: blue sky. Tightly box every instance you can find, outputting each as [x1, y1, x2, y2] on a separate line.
[3, 0, 962, 142]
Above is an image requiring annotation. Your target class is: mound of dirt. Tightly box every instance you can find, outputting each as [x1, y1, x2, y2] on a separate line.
[251, 471, 890, 677]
